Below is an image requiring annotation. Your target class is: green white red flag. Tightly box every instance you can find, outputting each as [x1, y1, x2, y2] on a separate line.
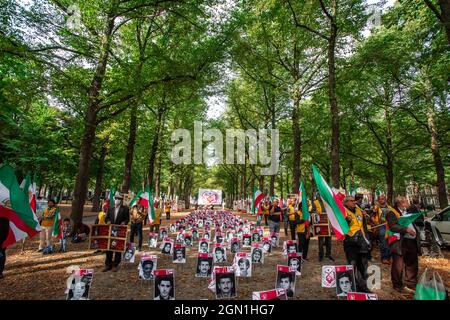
[0, 165, 41, 248]
[20, 173, 37, 214]
[52, 208, 63, 239]
[312, 164, 349, 240]
[252, 187, 265, 214]
[299, 181, 310, 223]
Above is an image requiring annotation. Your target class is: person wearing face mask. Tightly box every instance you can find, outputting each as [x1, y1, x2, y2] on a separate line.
[386, 196, 420, 294]
[103, 195, 129, 272]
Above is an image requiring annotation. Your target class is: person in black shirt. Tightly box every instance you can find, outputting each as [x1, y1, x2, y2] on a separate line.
[268, 199, 282, 234]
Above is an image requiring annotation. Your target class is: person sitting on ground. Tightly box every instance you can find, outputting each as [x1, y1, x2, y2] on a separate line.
[60, 218, 72, 252]
[72, 223, 91, 243]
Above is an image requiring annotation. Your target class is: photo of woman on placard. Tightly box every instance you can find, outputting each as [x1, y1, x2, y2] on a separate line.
[336, 270, 356, 297]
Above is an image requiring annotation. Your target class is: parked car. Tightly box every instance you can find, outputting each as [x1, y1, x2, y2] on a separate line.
[428, 206, 450, 247]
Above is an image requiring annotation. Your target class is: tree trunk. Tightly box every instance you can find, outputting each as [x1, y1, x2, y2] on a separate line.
[147, 107, 164, 189]
[71, 17, 115, 233]
[328, 2, 340, 188]
[440, 0, 450, 44]
[428, 107, 448, 208]
[269, 174, 275, 198]
[121, 105, 137, 193]
[259, 175, 264, 191]
[91, 139, 108, 212]
[291, 98, 301, 194]
[155, 153, 162, 198]
[385, 107, 394, 205]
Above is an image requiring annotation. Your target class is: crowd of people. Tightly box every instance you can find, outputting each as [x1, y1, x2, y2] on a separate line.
[0, 190, 429, 299]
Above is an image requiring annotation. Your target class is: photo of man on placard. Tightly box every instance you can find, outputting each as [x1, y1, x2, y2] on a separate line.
[139, 259, 156, 280]
[196, 256, 212, 277]
[199, 241, 209, 254]
[213, 246, 226, 263]
[215, 272, 236, 299]
[276, 270, 295, 298]
[173, 246, 186, 264]
[236, 257, 252, 277]
[154, 275, 175, 300]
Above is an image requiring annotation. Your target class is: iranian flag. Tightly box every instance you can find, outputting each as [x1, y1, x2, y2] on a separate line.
[52, 208, 63, 239]
[312, 164, 349, 240]
[145, 186, 156, 224]
[129, 191, 143, 207]
[20, 173, 37, 215]
[299, 181, 310, 223]
[108, 188, 116, 209]
[252, 187, 265, 214]
[387, 211, 423, 244]
[0, 165, 42, 248]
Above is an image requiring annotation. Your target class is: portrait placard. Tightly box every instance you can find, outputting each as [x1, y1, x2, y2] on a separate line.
[213, 243, 227, 263]
[66, 269, 93, 300]
[275, 265, 296, 298]
[139, 255, 157, 280]
[123, 242, 136, 263]
[215, 269, 237, 299]
[161, 238, 174, 255]
[148, 233, 158, 248]
[198, 238, 210, 254]
[250, 243, 264, 264]
[261, 237, 272, 253]
[154, 269, 175, 300]
[335, 265, 356, 297]
[196, 253, 213, 277]
[287, 252, 302, 276]
[234, 252, 252, 277]
[172, 244, 186, 264]
[321, 265, 336, 288]
[242, 233, 252, 248]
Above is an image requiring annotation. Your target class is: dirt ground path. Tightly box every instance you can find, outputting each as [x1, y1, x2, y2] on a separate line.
[1, 210, 448, 300]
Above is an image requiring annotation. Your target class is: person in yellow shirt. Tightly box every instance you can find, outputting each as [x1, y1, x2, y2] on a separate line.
[287, 199, 297, 241]
[295, 202, 310, 260]
[38, 199, 58, 252]
[343, 195, 371, 293]
[165, 201, 171, 220]
[150, 201, 162, 233]
[313, 196, 335, 262]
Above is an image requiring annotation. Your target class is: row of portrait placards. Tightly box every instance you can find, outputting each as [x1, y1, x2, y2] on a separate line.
[78, 209, 377, 300]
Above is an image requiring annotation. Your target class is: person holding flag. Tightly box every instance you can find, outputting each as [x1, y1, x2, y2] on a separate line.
[0, 165, 42, 278]
[129, 197, 146, 251]
[386, 196, 422, 293]
[252, 187, 265, 225]
[287, 198, 297, 240]
[295, 182, 311, 260]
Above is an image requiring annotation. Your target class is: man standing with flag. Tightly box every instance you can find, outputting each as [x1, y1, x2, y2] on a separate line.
[386, 196, 421, 293]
